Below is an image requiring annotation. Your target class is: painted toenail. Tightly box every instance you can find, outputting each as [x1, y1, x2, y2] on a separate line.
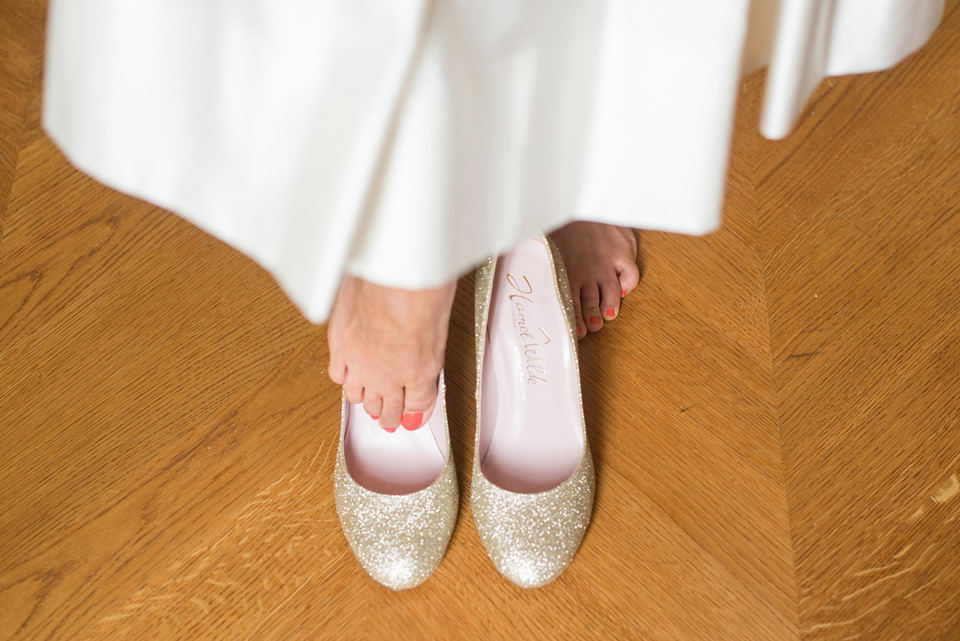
[621, 289, 627, 297]
[589, 316, 601, 324]
[605, 308, 616, 319]
[370, 415, 379, 420]
[401, 412, 423, 431]
[383, 426, 397, 433]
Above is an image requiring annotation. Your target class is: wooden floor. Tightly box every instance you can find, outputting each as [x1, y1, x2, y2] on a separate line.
[2, 3, 959, 639]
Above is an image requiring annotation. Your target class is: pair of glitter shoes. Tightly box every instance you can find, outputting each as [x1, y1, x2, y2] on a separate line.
[334, 236, 594, 589]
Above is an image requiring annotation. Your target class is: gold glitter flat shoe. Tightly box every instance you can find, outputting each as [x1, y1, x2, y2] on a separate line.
[334, 374, 458, 590]
[471, 236, 595, 588]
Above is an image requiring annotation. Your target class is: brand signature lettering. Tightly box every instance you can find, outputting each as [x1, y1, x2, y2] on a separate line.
[506, 273, 550, 384]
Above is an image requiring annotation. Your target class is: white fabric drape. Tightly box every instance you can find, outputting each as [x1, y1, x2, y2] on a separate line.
[43, 0, 944, 323]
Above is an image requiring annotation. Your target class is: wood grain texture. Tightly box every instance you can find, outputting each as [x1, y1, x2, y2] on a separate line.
[0, 0, 45, 238]
[1, 2, 958, 639]
[754, 3, 960, 638]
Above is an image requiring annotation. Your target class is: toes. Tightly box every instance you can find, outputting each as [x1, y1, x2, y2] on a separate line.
[616, 256, 642, 298]
[580, 283, 604, 333]
[379, 394, 403, 431]
[402, 377, 440, 429]
[571, 286, 588, 340]
[584, 305, 604, 332]
[600, 273, 624, 322]
[344, 381, 364, 405]
[327, 357, 346, 386]
[362, 395, 383, 421]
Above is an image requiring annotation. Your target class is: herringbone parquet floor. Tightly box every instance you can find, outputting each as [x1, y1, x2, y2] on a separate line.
[2, 2, 959, 639]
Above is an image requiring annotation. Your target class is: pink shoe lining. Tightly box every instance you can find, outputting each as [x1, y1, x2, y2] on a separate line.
[343, 386, 447, 495]
[480, 237, 584, 493]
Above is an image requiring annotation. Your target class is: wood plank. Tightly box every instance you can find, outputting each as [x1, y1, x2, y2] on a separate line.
[0, 0, 45, 239]
[755, 2, 960, 638]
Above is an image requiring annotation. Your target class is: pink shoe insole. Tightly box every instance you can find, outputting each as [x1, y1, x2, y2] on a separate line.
[343, 386, 447, 495]
[480, 237, 584, 493]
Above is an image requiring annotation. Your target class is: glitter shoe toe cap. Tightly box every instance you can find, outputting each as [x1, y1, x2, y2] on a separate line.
[334, 452, 458, 590]
[470, 454, 594, 589]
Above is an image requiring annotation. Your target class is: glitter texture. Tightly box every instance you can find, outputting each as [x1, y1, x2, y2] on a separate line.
[472, 236, 595, 588]
[334, 378, 458, 591]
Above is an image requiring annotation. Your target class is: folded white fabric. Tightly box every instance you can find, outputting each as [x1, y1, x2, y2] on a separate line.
[44, 0, 944, 322]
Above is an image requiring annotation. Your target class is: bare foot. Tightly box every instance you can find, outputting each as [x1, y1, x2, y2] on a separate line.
[549, 222, 640, 339]
[327, 275, 457, 431]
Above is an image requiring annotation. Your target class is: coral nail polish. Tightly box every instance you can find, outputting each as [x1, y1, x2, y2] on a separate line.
[622, 289, 627, 297]
[589, 315, 601, 324]
[371, 415, 379, 420]
[605, 308, 616, 319]
[401, 412, 423, 431]
[383, 426, 397, 433]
